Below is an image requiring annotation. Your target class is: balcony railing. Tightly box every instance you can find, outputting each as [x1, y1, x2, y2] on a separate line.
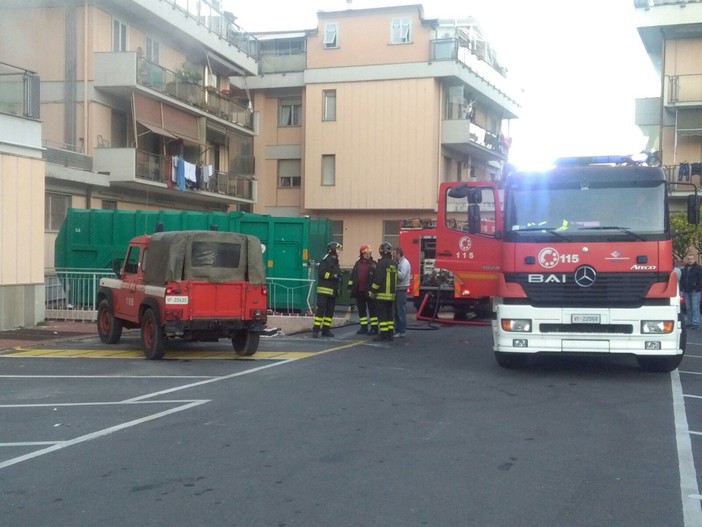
[136, 150, 253, 200]
[164, 0, 259, 59]
[259, 51, 306, 74]
[0, 61, 40, 119]
[634, 0, 702, 7]
[666, 74, 702, 106]
[138, 57, 253, 127]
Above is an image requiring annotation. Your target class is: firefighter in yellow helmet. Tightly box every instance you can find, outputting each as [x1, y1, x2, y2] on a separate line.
[312, 241, 342, 338]
[368, 242, 398, 341]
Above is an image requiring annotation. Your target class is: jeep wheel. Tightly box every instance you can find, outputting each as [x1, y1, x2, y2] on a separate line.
[232, 330, 260, 356]
[97, 298, 123, 344]
[141, 308, 165, 360]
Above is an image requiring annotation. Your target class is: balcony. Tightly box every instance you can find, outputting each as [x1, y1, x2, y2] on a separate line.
[93, 148, 254, 205]
[666, 74, 702, 107]
[0, 61, 39, 120]
[430, 38, 520, 118]
[634, 0, 702, 72]
[94, 53, 253, 130]
[441, 119, 509, 161]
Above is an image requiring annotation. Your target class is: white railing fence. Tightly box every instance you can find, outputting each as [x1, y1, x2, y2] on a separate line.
[45, 269, 316, 321]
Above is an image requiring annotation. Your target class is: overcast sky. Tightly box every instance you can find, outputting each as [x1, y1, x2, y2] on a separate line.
[224, 0, 659, 168]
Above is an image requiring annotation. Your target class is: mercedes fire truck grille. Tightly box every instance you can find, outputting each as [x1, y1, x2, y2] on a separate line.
[504, 272, 663, 308]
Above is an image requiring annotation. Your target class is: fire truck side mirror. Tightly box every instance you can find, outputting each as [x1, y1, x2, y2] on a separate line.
[468, 203, 481, 233]
[111, 259, 123, 277]
[467, 188, 483, 204]
[687, 195, 700, 225]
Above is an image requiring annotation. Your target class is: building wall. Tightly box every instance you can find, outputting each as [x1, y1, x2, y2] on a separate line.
[252, 91, 305, 214]
[303, 77, 440, 211]
[308, 6, 430, 69]
[0, 153, 45, 329]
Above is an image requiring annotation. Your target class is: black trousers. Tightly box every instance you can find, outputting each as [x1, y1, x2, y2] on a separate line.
[375, 300, 394, 338]
[313, 294, 336, 333]
[355, 293, 378, 329]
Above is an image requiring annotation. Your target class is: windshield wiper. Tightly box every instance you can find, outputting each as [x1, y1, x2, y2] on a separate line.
[576, 225, 645, 241]
[513, 227, 571, 241]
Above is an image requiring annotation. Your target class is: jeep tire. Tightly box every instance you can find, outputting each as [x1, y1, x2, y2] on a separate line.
[97, 298, 123, 344]
[141, 308, 166, 360]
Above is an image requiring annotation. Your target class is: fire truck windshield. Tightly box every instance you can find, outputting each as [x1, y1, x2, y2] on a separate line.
[505, 179, 666, 241]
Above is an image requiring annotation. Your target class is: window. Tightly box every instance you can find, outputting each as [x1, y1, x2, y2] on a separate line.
[323, 23, 338, 48]
[112, 19, 128, 52]
[145, 37, 159, 64]
[323, 90, 336, 121]
[322, 155, 336, 186]
[45, 193, 71, 231]
[330, 220, 344, 248]
[390, 17, 411, 44]
[102, 200, 117, 210]
[124, 246, 140, 274]
[278, 97, 302, 126]
[383, 220, 400, 249]
[278, 159, 301, 188]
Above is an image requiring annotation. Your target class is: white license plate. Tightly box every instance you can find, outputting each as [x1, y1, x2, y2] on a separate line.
[165, 296, 189, 305]
[572, 314, 600, 324]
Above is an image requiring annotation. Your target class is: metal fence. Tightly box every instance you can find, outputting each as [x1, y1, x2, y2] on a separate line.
[45, 269, 316, 321]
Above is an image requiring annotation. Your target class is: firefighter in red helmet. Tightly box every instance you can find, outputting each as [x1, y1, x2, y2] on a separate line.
[347, 244, 378, 335]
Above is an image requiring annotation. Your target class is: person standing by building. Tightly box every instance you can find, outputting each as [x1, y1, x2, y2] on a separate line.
[348, 244, 378, 335]
[369, 242, 397, 341]
[681, 252, 702, 330]
[312, 242, 342, 338]
[393, 246, 411, 338]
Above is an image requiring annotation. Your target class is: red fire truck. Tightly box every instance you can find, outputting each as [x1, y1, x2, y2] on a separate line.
[400, 182, 499, 319]
[436, 156, 698, 372]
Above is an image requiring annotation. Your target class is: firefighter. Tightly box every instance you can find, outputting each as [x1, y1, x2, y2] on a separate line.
[348, 244, 379, 335]
[368, 242, 398, 341]
[312, 241, 343, 338]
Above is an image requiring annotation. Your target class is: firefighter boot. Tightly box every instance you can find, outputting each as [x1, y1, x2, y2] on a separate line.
[369, 326, 379, 335]
[312, 328, 320, 338]
[356, 326, 369, 334]
[322, 328, 334, 337]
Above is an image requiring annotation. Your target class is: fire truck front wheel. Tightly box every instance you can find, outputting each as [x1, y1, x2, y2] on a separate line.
[97, 298, 123, 344]
[495, 351, 528, 369]
[141, 308, 166, 360]
[232, 330, 259, 356]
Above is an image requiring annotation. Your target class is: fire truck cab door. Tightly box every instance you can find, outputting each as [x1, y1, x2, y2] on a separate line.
[435, 182, 502, 298]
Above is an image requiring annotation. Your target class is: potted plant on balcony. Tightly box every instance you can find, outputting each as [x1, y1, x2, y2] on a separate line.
[173, 62, 202, 104]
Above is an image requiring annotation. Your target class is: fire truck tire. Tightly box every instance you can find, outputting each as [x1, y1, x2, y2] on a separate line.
[494, 351, 528, 369]
[97, 298, 123, 344]
[232, 330, 259, 356]
[636, 354, 684, 373]
[141, 308, 166, 360]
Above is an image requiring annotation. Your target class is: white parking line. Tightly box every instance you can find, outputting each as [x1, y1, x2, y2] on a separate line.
[0, 359, 295, 470]
[672, 370, 702, 525]
[0, 400, 207, 470]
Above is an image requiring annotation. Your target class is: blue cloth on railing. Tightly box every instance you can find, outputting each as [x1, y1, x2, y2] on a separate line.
[679, 162, 690, 181]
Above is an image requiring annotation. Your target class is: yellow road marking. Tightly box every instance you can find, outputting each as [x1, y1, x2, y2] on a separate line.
[2, 339, 366, 360]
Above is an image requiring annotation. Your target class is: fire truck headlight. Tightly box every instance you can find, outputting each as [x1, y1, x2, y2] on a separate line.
[501, 319, 532, 332]
[641, 320, 674, 334]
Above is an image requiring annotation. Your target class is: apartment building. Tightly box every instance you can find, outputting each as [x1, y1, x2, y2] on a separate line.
[235, 5, 520, 265]
[635, 0, 702, 193]
[0, 62, 44, 329]
[1, 0, 259, 269]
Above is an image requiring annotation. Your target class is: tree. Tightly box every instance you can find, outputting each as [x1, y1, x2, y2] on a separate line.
[671, 212, 701, 261]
